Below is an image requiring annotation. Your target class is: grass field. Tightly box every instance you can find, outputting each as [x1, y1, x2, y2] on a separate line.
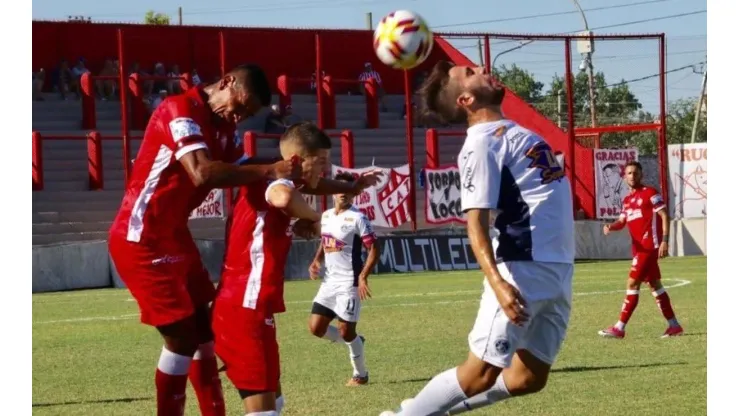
[32, 256, 707, 416]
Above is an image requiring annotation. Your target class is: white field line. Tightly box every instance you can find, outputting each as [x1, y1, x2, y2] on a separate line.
[33, 279, 692, 325]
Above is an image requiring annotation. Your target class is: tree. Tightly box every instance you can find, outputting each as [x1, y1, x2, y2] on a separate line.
[493, 65, 544, 104]
[144, 10, 170, 25]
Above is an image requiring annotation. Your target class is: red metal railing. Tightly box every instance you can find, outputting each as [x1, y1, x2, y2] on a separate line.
[32, 131, 108, 191]
[243, 130, 356, 211]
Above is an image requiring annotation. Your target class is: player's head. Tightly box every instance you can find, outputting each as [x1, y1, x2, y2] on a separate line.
[279, 121, 332, 188]
[624, 160, 643, 188]
[208, 64, 271, 124]
[602, 163, 620, 185]
[332, 172, 356, 209]
[418, 61, 505, 124]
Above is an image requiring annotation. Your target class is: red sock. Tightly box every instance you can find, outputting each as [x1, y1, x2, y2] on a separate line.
[653, 288, 678, 323]
[155, 347, 192, 416]
[617, 290, 640, 329]
[189, 342, 225, 416]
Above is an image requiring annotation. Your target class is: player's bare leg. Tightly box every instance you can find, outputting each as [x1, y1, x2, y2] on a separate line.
[308, 310, 341, 342]
[647, 280, 684, 337]
[338, 319, 368, 386]
[156, 316, 201, 416]
[240, 390, 278, 416]
[188, 305, 225, 416]
[445, 350, 550, 414]
[599, 278, 642, 339]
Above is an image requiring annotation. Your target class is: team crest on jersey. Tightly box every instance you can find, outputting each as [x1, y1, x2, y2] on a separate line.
[525, 142, 565, 185]
[340, 224, 354, 233]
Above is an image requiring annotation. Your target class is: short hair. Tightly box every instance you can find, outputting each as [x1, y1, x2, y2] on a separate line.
[229, 64, 271, 106]
[418, 61, 465, 124]
[603, 163, 618, 172]
[625, 160, 643, 172]
[334, 172, 355, 183]
[279, 121, 332, 156]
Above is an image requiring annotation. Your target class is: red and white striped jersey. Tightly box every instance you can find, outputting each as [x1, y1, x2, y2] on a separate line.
[216, 179, 295, 316]
[109, 86, 237, 244]
[620, 185, 666, 253]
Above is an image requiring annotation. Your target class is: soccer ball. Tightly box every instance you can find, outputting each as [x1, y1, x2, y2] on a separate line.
[373, 10, 434, 70]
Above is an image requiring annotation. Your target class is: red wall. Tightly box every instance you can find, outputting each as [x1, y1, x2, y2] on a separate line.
[32, 21, 454, 94]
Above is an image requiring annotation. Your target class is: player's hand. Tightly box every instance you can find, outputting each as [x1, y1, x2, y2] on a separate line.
[491, 279, 529, 326]
[358, 277, 372, 301]
[308, 260, 321, 280]
[658, 241, 669, 258]
[350, 169, 384, 196]
[293, 219, 319, 239]
[603, 224, 611, 236]
[270, 157, 303, 184]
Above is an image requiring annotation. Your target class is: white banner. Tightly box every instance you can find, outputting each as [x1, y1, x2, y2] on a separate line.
[668, 143, 707, 218]
[331, 164, 412, 228]
[189, 188, 226, 219]
[594, 148, 639, 219]
[424, 166, 465, 225]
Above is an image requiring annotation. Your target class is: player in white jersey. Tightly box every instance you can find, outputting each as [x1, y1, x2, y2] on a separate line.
[308, 172, 380, 386]
[380, 62, 575, 416]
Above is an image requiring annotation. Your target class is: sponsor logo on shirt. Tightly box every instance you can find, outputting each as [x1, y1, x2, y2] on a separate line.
[151, 255, 186, 265]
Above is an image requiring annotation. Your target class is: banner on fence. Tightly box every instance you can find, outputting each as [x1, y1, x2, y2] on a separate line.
[668, 143, 707, 218]
[331, 164, 412, 228]
[374, 235, 479, 274]
[594, 148, 639, 219]
[190, 189, 226, 219]
[424, 166, 465, 225]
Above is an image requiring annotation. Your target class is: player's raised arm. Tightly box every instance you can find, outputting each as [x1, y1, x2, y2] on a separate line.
[266, 179, 322, 223]
[302, 170, 384, 196]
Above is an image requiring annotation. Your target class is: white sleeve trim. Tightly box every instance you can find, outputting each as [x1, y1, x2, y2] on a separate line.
[175, 142, 208, 160]
[169, 117, 203, 143]
[265, 179, 295, 204]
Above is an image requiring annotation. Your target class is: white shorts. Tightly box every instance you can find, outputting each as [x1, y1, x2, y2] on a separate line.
[468, 261, 573, 368]
[312, 282, 361, 323]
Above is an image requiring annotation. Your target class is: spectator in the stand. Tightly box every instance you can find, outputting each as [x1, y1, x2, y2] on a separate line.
[152, 63, 169, 97]
[71, 58, 90, 98]
[310, 70, 326, 93]
[96, 59, 118, 101]
[265, 104, 287, 134]
[191, 68, 202, 86]
[147, 89, 168, 114]
[282, 104, 303, 126]
[358, 62, 388, 112]
[167, 64, 182, 94]
[33, 69, 45, 101]
[52, 60, 73, 100]
[130, 62, 153, 95]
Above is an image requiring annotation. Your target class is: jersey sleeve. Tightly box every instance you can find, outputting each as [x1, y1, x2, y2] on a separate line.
[458, 138, 501, 213]
[163, 99, 208, 160]
[356, 214, 377, 246]
[265, 179, 295, 205]
[648, 188, 666, 213]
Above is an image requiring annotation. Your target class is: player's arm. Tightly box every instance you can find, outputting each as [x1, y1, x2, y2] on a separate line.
[266, 180, 321, 222]
[301, 170, 384, 196]
[604, 200, 628, 234]
[652, 191, 670, 257]
[358, 216, 380, 279]
[313, 244, 325, 264]
[460, 141, 529, 326]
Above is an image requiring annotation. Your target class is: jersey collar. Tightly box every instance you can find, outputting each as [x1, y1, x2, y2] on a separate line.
[466, 119, 510, 137]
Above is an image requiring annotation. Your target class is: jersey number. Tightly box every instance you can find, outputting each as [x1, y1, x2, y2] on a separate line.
[525, 142, 565, 185]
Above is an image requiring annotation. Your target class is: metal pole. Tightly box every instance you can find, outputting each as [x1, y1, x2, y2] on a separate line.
[365, 12, 373, 30]
[178, 7, 183, 25]
[557, 89, 563, 128]
[477, 38, 484, 67]
[219, 31, 226, 76]
[564, 38, 577, 216]
[658, 34, 669, 204]
[117, 29, 131, 184]
[572, 0, 597, 129]
[492, 40, 533, 69]
[403, 70, 417, 231]
[691, 70, 707, 143]
[315, 33, 324, 130]
[483, 36, 491, 74]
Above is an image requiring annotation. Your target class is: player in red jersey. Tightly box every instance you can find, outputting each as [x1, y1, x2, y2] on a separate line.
[212, 122, 381, 416]
[108, 64, 303, 416]
[599, 161, 684, 339]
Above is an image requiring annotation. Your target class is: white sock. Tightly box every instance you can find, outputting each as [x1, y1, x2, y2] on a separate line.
[245, 412, 278, 416]
[346, 336, 367, 377]
[276, 395, 285, 414]
[323, 325, 341, 342]
[446, 374, 511, 414]
[398, 368, 467, 415]
[157, 346, 192, 375]
[615, 321, 626, 331]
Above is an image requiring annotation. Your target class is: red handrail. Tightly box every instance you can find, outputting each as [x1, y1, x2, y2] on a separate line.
[31, 131, 107, 191]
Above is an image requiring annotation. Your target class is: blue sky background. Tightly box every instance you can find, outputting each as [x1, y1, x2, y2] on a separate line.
[32, 0, 706, 113]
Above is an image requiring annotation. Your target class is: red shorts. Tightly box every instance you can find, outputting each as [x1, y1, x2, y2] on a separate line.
[629, 251, 662, 282]
[109, 235, 215, 327]
[211, 299, 280, 392]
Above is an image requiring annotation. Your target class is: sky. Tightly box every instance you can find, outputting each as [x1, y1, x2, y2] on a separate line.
[32, 0, 707, 114]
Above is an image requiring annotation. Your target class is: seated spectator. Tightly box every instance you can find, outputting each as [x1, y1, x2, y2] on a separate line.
[71, 58, 90, 99]
[51, 60, 73, 100]
[33, 69, 45, 101]
[95, 59, 118, 100]
[167, 64, 182, 94]
[358, 62, 389, 111]
[146, 90, 168, 116]
[152, 63, 169, 97]
[130, 62, 153, 95]
[191, 68, 202, 86]
[282, 105, 303, 126]
[309, 70, 326, 93]
[264, 105, 287, 135]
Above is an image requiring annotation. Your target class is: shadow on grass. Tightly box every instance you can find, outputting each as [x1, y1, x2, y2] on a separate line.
[32, 397, 151, 408]
[388, 361, 688, 384]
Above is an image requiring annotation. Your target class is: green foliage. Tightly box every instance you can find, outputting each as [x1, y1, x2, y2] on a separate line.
[144, 10, 170, 25]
